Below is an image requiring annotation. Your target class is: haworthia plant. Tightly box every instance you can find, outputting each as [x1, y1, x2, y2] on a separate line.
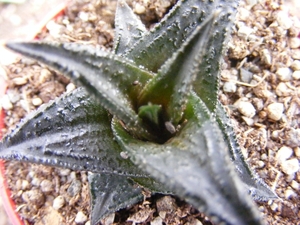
[0, 0, 278, 224]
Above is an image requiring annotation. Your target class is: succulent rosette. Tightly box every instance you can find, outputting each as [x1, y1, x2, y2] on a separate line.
[0, 1, 277, 224]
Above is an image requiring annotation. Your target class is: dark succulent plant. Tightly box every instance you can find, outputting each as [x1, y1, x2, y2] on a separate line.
[0, 0, 278, 224]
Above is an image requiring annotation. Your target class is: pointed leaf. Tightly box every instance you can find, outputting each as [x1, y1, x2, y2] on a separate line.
[192, 5, 238, 112]
[124, 0, 239, 72]
[216, 102, 278, 201]
[88, 172, 143, 225]
[112, 93, 264, 225]
[0, 88, 147, 176]
[138, 13, 217, 126]
[5, 42, 155, 140]
[114, 0, 146, 54]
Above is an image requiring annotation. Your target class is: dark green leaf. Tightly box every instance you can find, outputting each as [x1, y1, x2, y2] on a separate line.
[5, 42, 155, 140]
[123, 0, 239, 73]
[88, 173, 143, 225]
[112, 93, 264, 225]
[138, 13, 217, 126]
[0, 88, 146, 176]
[114, 0, 146, 54]
[192, 6, 238, 112]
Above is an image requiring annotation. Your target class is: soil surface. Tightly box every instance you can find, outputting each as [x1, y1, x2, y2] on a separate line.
[0, 0, 300, 225]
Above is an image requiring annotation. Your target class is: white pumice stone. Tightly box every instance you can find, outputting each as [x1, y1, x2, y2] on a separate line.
[292, 70, 300, 80]
[223, 81, 237, 93]
[237, 101, 256, 118]
[281, 158, 299, 175]
[75, 211, 88, 224]
[53, 196, 65, 210]
[276, 67, 292, 81]
[276, 146, 293, 163]
[266, 103, 284, 121]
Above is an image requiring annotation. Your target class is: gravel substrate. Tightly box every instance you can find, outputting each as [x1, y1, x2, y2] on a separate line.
[0, 0, 299, 224]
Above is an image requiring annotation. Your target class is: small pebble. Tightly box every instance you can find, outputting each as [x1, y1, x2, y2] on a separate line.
[240, 68, 253, 83]
[276, 11, 293, 29]
[79, 11, 89, 22]
[237, 101, 256, 118]
[257, 160, 265, 168]
[270, 202, 278, 212]
[290, 180, 299, 190]
[1, 95, 13, 110]
[292, 70, 300, 80]
[156, 196, 177, 213]
[53, 196, 65, 210]
[266, 103, 284, 121]
[39, 68, 52, 83]
[252, 98, 264, 111]
[67, 179, 82, 197]
[40, 179, 54, 193]
[261, 154, 267, 160]
[294, 147, 300, 157]
[242, 116, 254, 126]
[66, 83, 76, 93]
[31, 177, 41, 186]
[289, 37, 300, 49]
[291, 49, 300, 60]
[238, 8, 250, 21]
[75, 211, 88, 224]
[32, 97, 43, 106]
[12, 77, 28, 85]
[290, 60, 300, 71]
[20, 99, 30, 112]
[6, 89, 20, 103]
[21, 180, 30, 190]
[284, 188, 295, 199]
[22, 189, 45, 206]
[151, 217, 163, 225]
[238, 26, 253, 39]
[275, 82, 292, 97]
[261, 49, 272, 65]
[59, 168, 71, 176]
[159, 211, 166, 219]
[120, 151, 129, 159]
[101, 213, 115, 225]
[276, 68, 292, 81]
[285, 129, 300, 148]
[281, 158, 299, 175]
[70, 171, 77, 180]
[223, 81, 237, 93]
[276, 146, 293, 163]
[134, 3, 146, 14]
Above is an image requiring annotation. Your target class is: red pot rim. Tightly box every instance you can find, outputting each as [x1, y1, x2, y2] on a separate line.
[0, 2, 68, 224]
[0, 76, 23, 225]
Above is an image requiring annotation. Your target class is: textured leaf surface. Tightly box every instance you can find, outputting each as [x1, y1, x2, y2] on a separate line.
[138, 13, 216, 126]
[5, 42, 155, 140]
[112, 94, 264, 225]
[117, 0, 275, 202]
[124, 0, 239, 73]
[114, 0, 146, 54]
[192, 6, 238, 112]
[216, 102, 278, 201]
[88, 173, 143, 225]
[0, 88, 147, 176]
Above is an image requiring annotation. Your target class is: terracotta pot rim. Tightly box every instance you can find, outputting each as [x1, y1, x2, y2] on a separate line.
[0, 2, 68, 224]
[0, 75, 23, 225]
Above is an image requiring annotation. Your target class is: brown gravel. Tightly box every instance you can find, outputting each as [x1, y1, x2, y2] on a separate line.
[0, 0, 300, 225]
